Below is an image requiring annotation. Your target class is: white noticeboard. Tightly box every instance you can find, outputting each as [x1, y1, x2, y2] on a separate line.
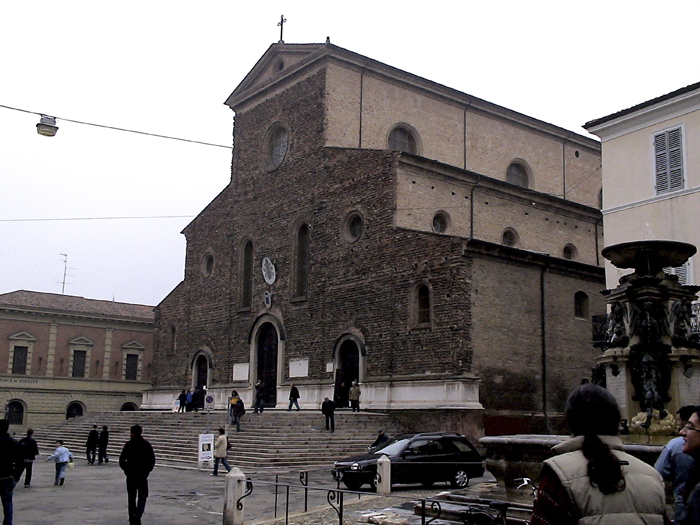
[198, 433, 215, 470]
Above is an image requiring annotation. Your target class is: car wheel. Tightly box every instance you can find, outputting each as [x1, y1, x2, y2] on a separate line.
[343, 478, 362, 491]
[450, 469, 469, 488]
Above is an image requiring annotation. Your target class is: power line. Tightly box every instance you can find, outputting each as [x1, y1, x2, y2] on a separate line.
[0, 215, 195, 222]
[0, 104, 232, 149]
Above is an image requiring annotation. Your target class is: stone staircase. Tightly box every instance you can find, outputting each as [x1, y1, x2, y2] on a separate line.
[33, 409, 405, 473]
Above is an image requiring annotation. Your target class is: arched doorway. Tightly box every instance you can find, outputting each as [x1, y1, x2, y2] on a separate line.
[5, 401, 24, 425]
[120, 403, 138, 411]
[334, 339, 360, 409]
[66, 402, 83, 420]
[257, 323, 278, 407]
[195, 355, 208, 390]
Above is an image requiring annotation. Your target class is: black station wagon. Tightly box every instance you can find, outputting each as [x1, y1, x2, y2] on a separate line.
[332, 432, 484, 490]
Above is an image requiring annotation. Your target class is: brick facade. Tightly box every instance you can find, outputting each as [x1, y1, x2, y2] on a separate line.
[147, 43, 605, 436]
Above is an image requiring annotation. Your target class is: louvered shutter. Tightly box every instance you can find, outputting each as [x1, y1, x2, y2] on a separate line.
[655, 128, 684, 194]
[663, 263, 689, 285]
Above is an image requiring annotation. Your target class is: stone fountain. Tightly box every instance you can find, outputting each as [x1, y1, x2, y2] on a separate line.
[598, 240, 700, 432]
[481, 240, 700, 491]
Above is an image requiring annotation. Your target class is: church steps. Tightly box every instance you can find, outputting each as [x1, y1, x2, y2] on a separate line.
[31, 410, 404, 470]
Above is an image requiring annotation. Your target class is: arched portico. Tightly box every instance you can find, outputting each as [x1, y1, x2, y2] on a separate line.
[190, 348, 213, 390]
[249, 314, 286, 409]
[332, 332, 366, 408]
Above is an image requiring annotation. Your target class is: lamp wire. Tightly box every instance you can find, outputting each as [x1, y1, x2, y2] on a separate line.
[0, 104, 232, 149]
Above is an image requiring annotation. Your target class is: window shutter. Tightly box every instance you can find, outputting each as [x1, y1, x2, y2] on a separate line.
[655, 128, 684, 194]
[663, 263, 688, 285]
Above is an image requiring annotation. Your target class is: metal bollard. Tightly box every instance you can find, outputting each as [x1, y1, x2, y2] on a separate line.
[223, 467, 247, 525]
[376, 455, 391, 494]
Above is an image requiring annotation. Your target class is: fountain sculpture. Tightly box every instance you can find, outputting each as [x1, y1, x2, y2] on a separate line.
[598, 240, 700, 433]
[481, 240, 700, 492]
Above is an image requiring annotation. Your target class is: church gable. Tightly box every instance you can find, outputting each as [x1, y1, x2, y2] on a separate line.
[226, 43, 326, 109]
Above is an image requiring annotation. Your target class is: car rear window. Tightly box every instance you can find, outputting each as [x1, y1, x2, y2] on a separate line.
[449, 438, 476, 453]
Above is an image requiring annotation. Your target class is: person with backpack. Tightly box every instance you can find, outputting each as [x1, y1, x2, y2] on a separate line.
[14, 429, 39, 488]
[229, 391, 245, 432]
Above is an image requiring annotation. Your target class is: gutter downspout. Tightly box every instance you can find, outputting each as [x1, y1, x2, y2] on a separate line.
[358, 67, 367, 149]
[562, 137, 570, 201]
[469, 175, 482, 239]
[541, 260, 551, 434]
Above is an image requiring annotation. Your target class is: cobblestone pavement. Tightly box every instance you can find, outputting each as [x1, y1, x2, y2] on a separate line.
[12, 455, 503, 525]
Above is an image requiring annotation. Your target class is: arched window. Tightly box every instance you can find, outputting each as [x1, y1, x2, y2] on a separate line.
[411, 283, 431, 326]
[574, 291, 589, 319]
[5, 401, 24, 425]
[240, 240, 254, 308]
[121, 403, 138, 411]
[507, 162, 529, 188]
[388, 125, 419, 154]
[502, 228, 519, 247]
[293, 224, 309, 299]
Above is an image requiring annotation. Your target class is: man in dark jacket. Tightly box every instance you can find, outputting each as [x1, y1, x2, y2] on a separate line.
[98, 425, 109, 464]
[119, 424, 156, 525]
[288, 384, 300, 411]
[0, 419, 19, 525]
[85, 425, 99, 465]
[14, 428, 39, 487]
[321, 397, 335, 432]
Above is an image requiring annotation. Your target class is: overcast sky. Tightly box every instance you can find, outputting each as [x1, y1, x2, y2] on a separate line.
[2, 1, 699, 307]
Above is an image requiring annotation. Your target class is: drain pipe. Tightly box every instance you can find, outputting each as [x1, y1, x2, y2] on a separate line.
[540, 259, 551, 434]
[469, 175, 482, 239]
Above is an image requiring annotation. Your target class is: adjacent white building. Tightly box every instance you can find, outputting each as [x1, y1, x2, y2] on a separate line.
[585, 82, 700, 287]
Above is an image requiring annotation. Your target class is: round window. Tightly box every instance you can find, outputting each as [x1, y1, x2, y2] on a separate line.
[432, 212, 449, 233]
[201, 252, 215, 278]
[344, 212, 364, 242]
[267, 125, 289, 170]
[563, 244, 577, 260]
[502, 229, 518, 247]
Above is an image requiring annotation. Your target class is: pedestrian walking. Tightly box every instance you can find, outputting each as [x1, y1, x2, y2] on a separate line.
[253, 379, 265, 414]
[177, 390, 187, 413]
[655, 404, 696, 522]
[119, 424, 156, 525]
[14, 428, 39, 487]
[229, 391, 245, 432]
[211, 428, 232, 476]
[85, 424, 99, 465]
[321, 397, 335, 432]
[98, 425, 109, 464]
[0, 419, 19, 525]
[46, 440, 73, 486]
[288, 383, 301, 411]
[530, 384, 667, 524]
[348, 381, 361, 412]
[185, 389, 193, 412]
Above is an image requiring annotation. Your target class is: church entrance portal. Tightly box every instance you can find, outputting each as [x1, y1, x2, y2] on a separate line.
[257, 323, 278, 407]
[334, 339, 360, 409]
[195, 355, 208, 390]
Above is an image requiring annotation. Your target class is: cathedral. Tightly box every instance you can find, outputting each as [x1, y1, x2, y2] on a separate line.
[144, 42, 606, 435]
